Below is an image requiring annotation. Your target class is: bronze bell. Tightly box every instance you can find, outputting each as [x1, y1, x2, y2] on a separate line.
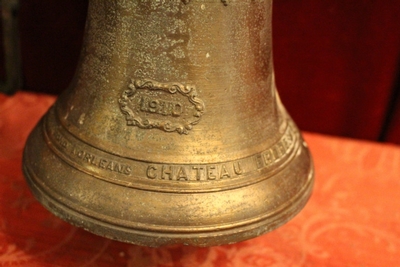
[23, 0, 314, 247]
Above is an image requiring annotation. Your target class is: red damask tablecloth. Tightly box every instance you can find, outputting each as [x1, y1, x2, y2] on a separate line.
[1, 92, 399, 267]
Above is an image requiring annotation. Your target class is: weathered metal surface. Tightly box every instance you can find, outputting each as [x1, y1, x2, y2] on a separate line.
[23, 0, 314, 247]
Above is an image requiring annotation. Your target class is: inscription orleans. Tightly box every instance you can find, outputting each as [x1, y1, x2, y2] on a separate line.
[54, 132, 132, 176]
[51, 123, 298, 182]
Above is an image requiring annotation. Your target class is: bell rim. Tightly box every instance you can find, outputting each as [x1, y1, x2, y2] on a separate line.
[23, 152, 314, 247]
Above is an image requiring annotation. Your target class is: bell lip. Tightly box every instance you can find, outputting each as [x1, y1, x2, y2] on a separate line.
[23, 153, 314, 247]
[22, 103, 314, 247]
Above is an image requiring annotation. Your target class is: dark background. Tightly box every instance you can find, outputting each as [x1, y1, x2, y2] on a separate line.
[2, 0, 400, 144]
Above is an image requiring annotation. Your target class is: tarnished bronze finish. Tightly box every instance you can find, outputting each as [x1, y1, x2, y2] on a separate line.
[23, 0, 314, 247]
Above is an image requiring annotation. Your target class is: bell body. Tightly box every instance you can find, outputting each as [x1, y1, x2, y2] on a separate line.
[23, 0, 314, 247]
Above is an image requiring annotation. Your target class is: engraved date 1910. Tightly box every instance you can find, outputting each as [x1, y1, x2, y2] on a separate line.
[119, 78, 205, 134]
